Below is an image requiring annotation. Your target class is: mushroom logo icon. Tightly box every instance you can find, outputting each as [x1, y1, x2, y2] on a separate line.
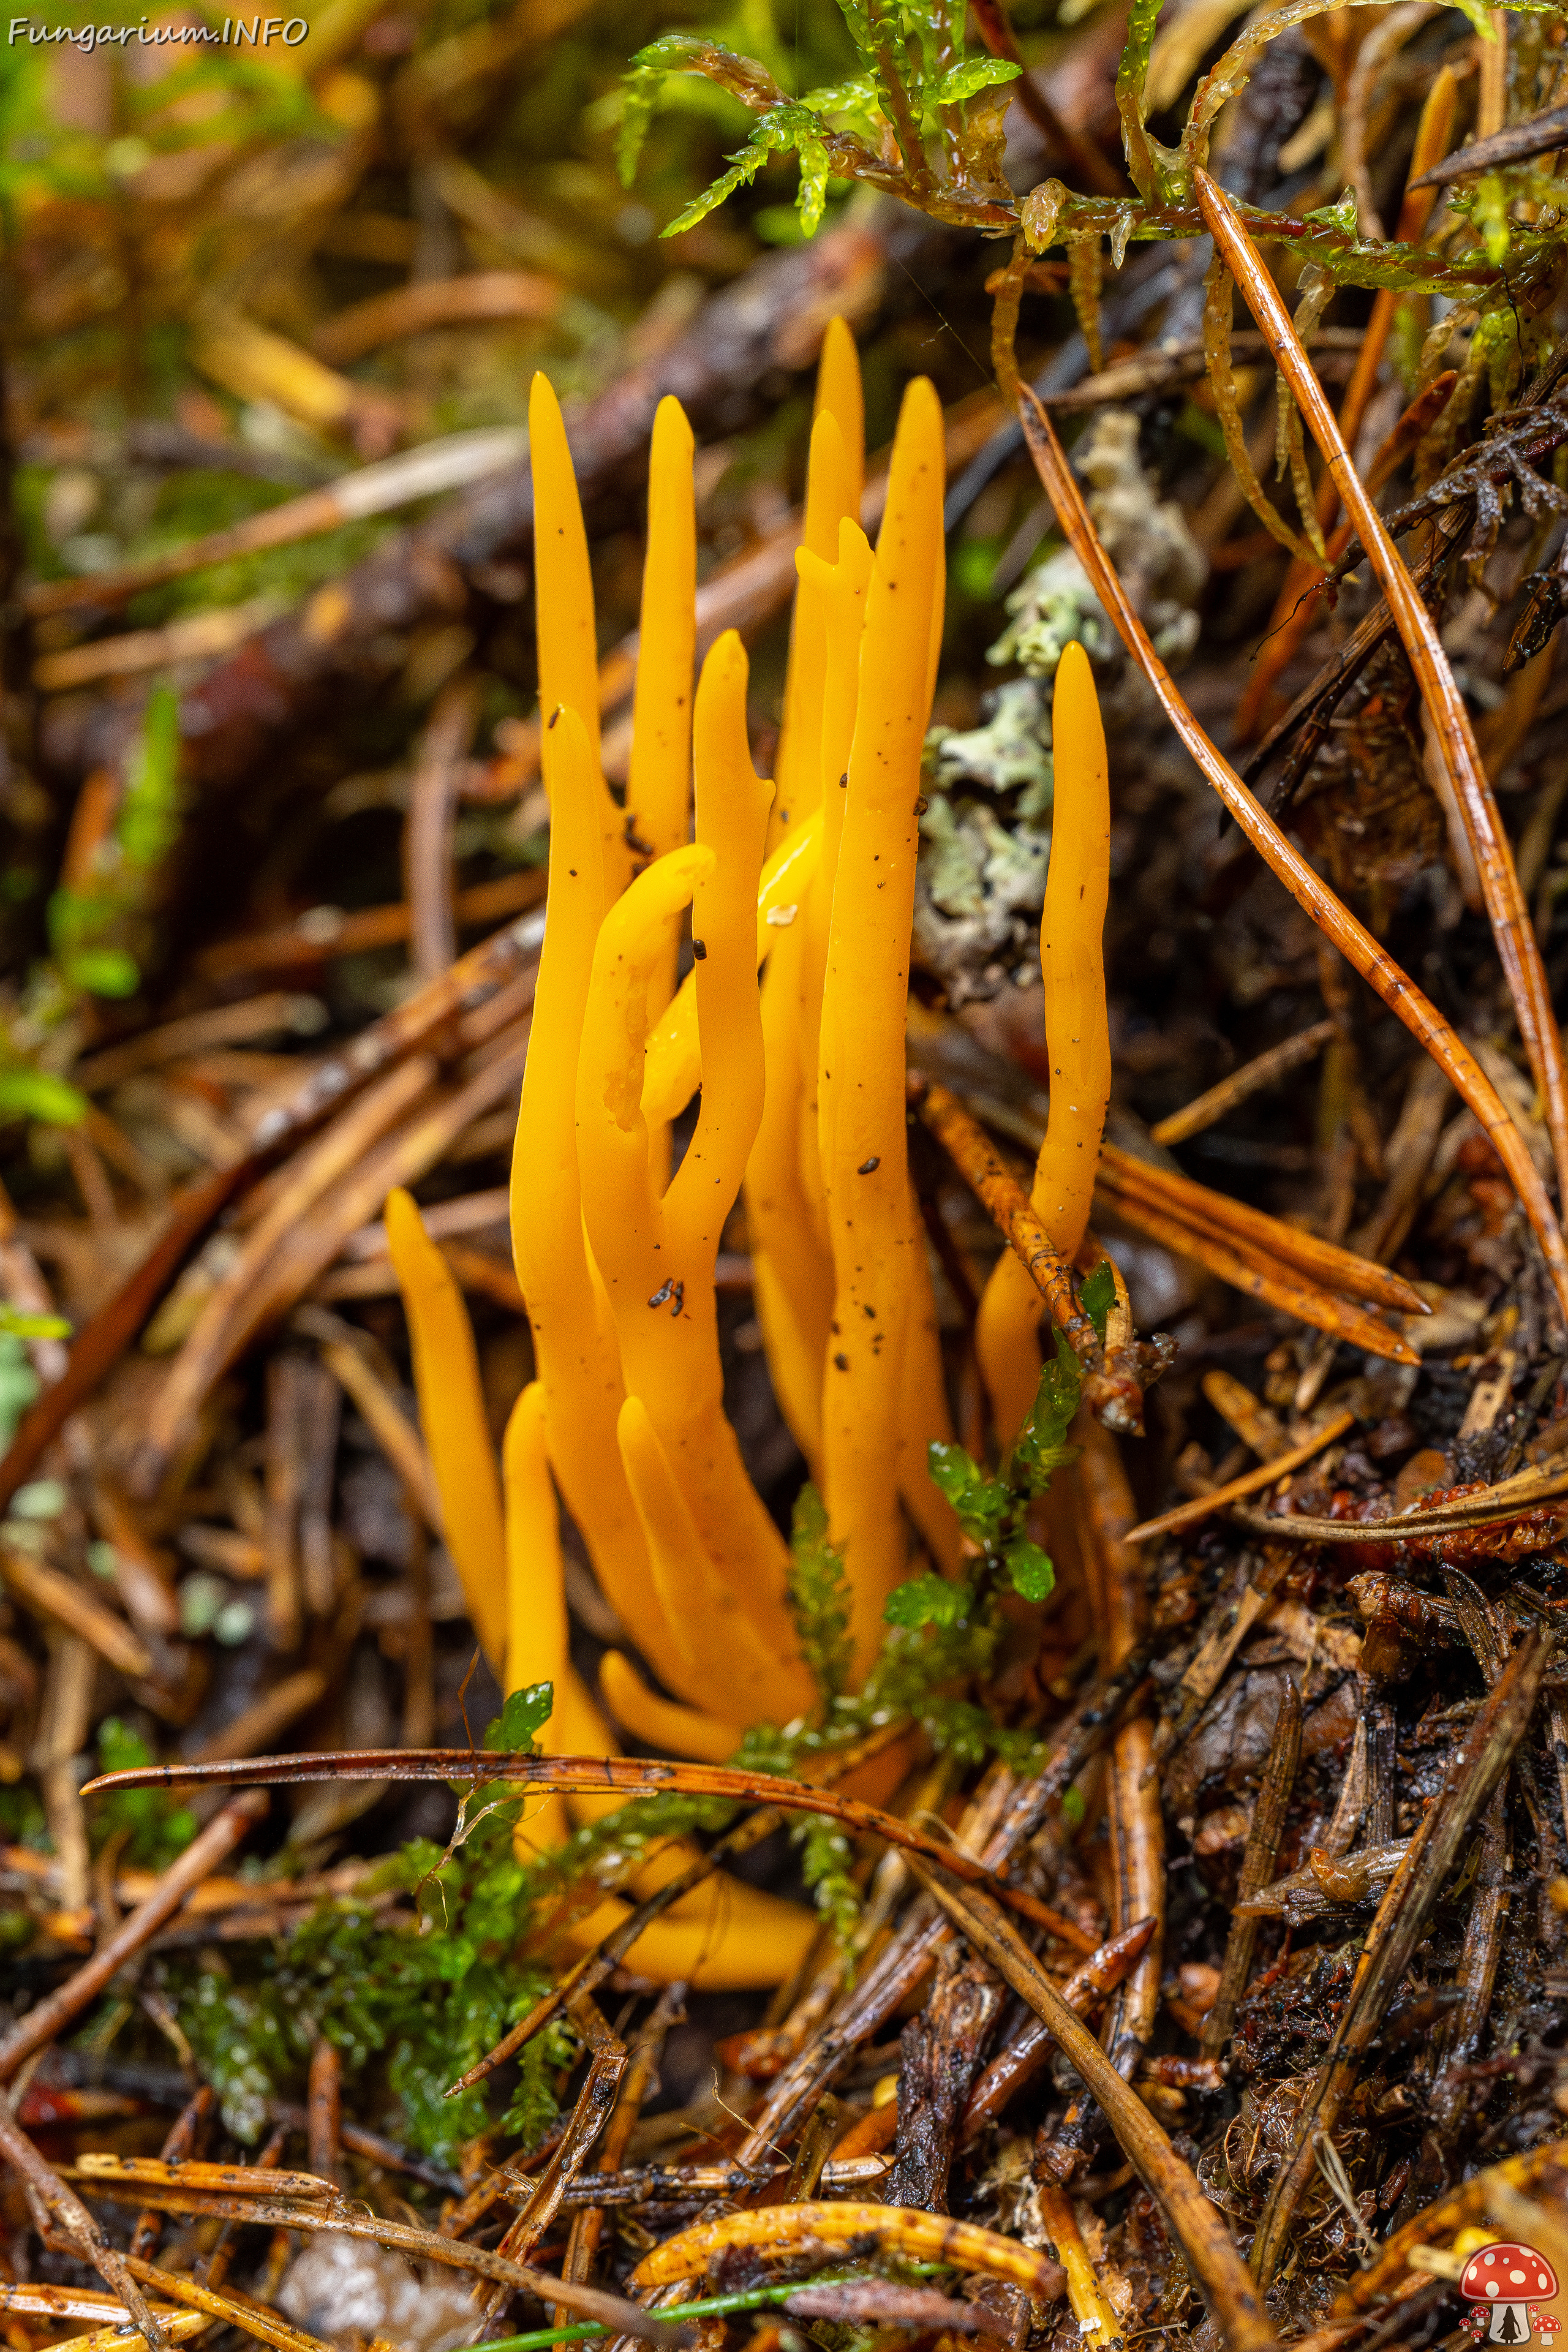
[1460, 2245, 1559, 2340]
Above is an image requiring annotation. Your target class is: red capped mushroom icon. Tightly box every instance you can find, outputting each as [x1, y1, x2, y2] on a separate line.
[1460, 2245, 1559, 2342]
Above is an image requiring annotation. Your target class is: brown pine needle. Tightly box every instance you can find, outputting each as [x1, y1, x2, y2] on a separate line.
[1098, 1142, 1427, 1314]
[908, 1075, 1099, 1359]
[1196, 170, 1568, 1222]
[1093, 1183, 1417, 1362]
[1149, 1019, 1339, 1145]
[1123, 1409, 1357, 1545]
[81, 1751, 1099, 1948]
[631, 2201, 1069, 2301]
[1015, 388, 1568, 1328]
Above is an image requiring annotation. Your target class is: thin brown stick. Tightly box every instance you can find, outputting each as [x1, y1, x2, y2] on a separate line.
[1202, 1676, 1302, 2058]
[1123, 1409, 1357, 1545]
[1150, 1019, 1338, 1145]
[1077, 1421, 1164, 2072]
[1197, 168, 1568, 1221]
[908, 1862, 1279, 2352]
[125, 2261, 334, 2352]
[1017, 385, 1568, 1325]
[960, 1918, 1158, 2141]
[83, 1749, 1096, 1942]
[475, 1997, 627, 2327]
[0, 2109, 167, 2350]
[65, 2190, 682, 2343]
[1248, 1628, 1550, 2287]
[24, 431, 529, 621]
[0, 1792, 269, 2083]
[560, 1984, 683, 2318]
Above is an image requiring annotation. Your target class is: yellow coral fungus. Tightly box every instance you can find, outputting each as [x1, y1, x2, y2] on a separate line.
[386, 333, 973, 1985]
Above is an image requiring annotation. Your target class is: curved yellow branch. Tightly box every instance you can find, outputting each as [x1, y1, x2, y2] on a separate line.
[770, 322, 864, 860]
[565, 1877, 818, 1989]
[510, 704, 684, 1695]
[747, 908, 833, 1469]
[895, 1185, 963, 1577]
[978, 641, 1112, 1443]
[385, 1186, 505, 1668]
[579, 649, 809, 1688]
[598, 1649, 743, 1765]
[641, 813, 821, 1129]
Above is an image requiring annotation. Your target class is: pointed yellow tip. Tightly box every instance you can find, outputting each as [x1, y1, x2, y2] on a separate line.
[810, 405, 846, 463]
[384, 1186, 420, 1243]
[652, 391, 694, 456]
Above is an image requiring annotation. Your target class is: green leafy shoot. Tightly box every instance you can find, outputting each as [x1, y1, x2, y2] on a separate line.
[883, 1571, 973, 1630]
[927, 1442, 1008, 1545]
[1080, 1261, 1117, 1345]
[886, 1333, 1077, 1664]
[787, 1482, 854, 1704]
[617, 1, 1023, 244]
[483, 1681, 554, 1755]
[794, 1812, 860, 1948]
[1010, 1330, 1084, 1493]
[1003, 1538, 1055, 1605]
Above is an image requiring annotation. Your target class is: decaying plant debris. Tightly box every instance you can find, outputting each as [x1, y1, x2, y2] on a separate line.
[20, 4, 1568, 2352]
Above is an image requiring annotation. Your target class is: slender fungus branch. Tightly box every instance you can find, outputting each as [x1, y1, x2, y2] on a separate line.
[502, 1382, 612, 1858]
[386, 1188, 507, 1668]
[910, 1076, 1099, 1365]
[818, 378, 948, 1673]
[625, 393, 696, 1029]
[529, 374, 628, 899]
[1015, 390, 1568, 1326]
[509, 703, 680, 1700]
[1196, 171, 1568, 1226]
[974, 643, 1113, 1445]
